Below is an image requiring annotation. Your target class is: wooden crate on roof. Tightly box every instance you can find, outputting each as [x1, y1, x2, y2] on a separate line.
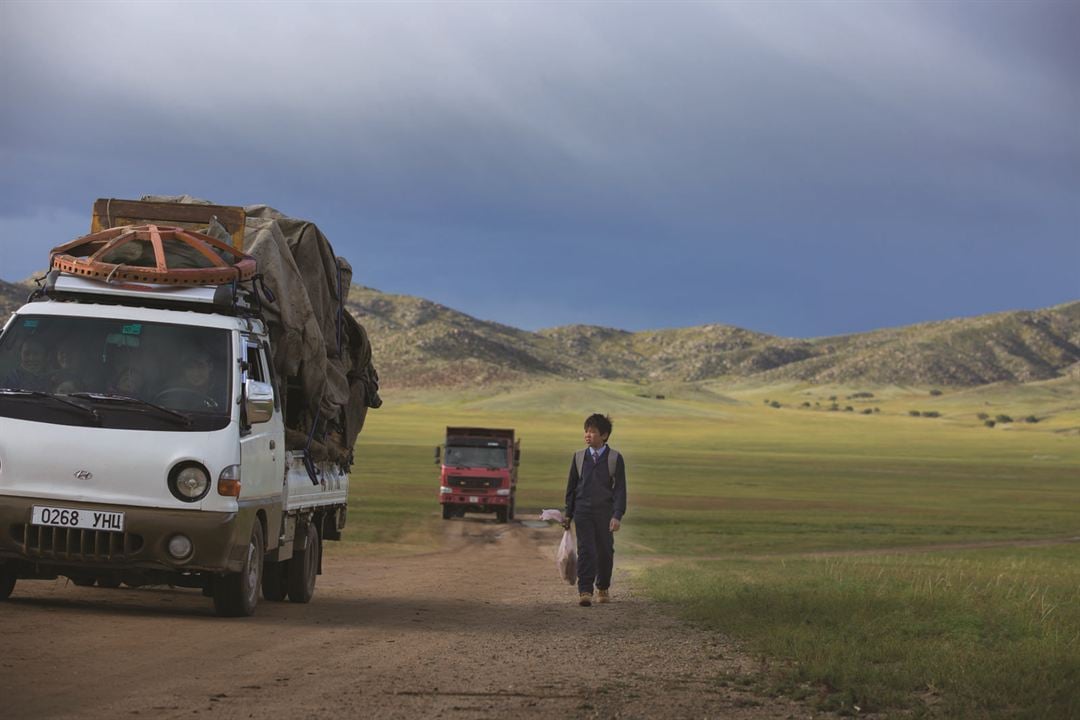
[91, 198, 247, 250]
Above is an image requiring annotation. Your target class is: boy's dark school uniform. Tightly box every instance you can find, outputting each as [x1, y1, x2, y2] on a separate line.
[564, 446, 627, 595]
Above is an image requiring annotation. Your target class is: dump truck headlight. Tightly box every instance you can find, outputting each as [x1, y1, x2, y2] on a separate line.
[495, 489, 511, 496]
[439, 486, 452, 494]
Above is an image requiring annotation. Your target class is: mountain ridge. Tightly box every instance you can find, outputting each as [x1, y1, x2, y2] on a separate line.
[2, 275, 1077, 389]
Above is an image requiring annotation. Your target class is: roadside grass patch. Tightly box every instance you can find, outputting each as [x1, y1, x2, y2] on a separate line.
[643, 549, 1080, 718]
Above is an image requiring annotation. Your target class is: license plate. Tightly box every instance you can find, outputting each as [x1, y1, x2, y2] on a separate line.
[31, 505, 125, 532]
[469, 496, 480, 504]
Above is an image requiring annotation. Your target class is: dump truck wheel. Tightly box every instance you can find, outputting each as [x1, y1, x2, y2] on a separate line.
[262, 559, 288, 601]
[509, 499, 516, 521]
[0, 566, 16, 600]
[442, 505, 453, 520]
[496, 507, 509, 524]
[287, 523, 320, 604]
[213, 521, 264, 617]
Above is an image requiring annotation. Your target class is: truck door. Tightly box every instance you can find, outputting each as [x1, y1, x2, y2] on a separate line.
[238, 336, 285, 535]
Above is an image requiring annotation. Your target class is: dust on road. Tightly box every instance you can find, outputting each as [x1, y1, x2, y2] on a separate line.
[1, 517, 829, 719]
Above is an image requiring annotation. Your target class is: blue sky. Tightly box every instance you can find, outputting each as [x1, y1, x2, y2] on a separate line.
[1, 1, 1077, 337]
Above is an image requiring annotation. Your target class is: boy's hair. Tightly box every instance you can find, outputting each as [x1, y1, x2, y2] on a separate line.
[584, 413, 613, 437]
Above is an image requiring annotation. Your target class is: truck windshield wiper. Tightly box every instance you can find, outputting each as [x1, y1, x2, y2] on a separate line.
[0, 388, 102, 424]
[69, 392, 192, 427]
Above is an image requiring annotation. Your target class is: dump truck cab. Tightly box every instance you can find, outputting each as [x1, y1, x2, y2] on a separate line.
[436, 427, 519, 523]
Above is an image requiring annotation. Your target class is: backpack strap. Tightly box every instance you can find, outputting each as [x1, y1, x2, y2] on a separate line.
[574, 449, 587, 478]
[607, 448, 620, 480]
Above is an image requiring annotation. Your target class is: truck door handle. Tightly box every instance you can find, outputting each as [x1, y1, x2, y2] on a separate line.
[269, 440, 276, 450]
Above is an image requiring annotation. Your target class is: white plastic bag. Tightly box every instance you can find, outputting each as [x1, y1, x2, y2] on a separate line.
[539, 508, 564, 523]
[556, 529, 577, 585]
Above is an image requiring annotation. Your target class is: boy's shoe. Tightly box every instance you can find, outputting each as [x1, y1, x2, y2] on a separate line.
[578, 593, 593, 607]
[597, 588, 610, 603]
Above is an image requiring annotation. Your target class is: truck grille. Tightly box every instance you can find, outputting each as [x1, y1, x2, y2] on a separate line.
[15, 524, 144, 561]
[447, 475, 501, 490]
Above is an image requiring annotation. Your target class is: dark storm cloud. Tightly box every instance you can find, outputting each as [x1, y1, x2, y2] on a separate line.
[1, 1, 1076, 335]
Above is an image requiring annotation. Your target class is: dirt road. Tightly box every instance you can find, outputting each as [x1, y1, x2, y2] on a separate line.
[1, 518, 827, 719]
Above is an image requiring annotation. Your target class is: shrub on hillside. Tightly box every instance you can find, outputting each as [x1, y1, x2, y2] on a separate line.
[769, 401, 781, 408]
[923, 411, 941, 418]
[930, 389, 943, 396]
[848, 392, 875, 399]
[909, 410, 921, 417]
[995, 414, 1013, 424]
[862, 408, 873, 415]
[1024, 415, 1039, 423]
[844, 406, 854, 412]
[976, 412, 989, 420]
[985, 419, 996, 428]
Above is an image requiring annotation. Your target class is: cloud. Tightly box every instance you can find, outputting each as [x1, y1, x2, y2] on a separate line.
[1, 1, 1076, 334]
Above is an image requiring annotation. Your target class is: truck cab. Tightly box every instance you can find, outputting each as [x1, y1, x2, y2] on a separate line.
[436, 427, 519, 523]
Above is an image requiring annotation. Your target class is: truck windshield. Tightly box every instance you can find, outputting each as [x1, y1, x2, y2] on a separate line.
[0, 314, 230, 431]
[444, 445, 507, 469]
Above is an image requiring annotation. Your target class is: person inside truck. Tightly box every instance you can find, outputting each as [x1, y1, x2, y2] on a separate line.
[52, 339, 89, 394]
[3, 337, 51, 392]
[154, 346, 222, 410]
[562, 413, 627, 607]
[106, 349, 146, 397]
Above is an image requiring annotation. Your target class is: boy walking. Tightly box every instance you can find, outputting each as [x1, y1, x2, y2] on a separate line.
[563, 413, 627, 606]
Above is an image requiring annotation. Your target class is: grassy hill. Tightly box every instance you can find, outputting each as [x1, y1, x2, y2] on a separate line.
[347, 285, 1080, 389]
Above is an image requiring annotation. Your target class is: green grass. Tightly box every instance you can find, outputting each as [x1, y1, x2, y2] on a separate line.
[347, 379, 1080, 717]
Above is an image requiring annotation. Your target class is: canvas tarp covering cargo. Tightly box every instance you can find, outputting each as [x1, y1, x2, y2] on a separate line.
[144, 196, 381, 467]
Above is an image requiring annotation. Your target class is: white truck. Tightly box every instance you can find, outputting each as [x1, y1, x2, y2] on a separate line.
[0, 199, 379, 616]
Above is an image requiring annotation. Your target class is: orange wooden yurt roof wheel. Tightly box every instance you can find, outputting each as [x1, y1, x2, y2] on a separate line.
[50, 224, 256, 286]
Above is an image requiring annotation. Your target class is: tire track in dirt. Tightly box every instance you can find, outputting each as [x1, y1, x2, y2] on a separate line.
[1, 516, 838, 719]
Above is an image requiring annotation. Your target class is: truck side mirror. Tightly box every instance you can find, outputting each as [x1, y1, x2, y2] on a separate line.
[244, 379, 275, 424]
[514, 449, 521, 466]
[434, 446, 441, 465]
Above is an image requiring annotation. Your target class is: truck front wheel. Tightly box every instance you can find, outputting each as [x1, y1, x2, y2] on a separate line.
[0, 565, 15, 600]
[496, 507, 509, 524]
[442, 505, 453, 520]
[213, 521, 264, 617]
[287, 523, 320, 604]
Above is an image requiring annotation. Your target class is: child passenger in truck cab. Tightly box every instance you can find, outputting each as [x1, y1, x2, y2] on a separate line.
[3, 337, 50, 392]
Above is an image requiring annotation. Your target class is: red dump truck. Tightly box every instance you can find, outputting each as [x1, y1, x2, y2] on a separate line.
[436, 427, 519, 522]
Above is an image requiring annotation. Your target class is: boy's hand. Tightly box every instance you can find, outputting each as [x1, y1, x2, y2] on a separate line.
[609, 518, 621, 532]
[562, 518, 571, 530]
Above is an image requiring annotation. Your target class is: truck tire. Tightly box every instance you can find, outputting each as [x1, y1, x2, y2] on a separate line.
[212, 521, 264, 617]
[496, 507, 508, 524]
[261, 560, 288, 602]
[442, 505, 452, 520]
[287, 523, 320, 604]
[0, 566, 15, 600]
[509, 499, 516, 521]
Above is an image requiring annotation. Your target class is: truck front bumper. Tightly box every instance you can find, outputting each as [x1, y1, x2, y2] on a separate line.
[0, 496, 256, 576]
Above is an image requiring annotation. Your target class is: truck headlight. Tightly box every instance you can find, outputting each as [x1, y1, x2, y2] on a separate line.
[168, 463, 210, 502]
[495, 489, 511, 496]
[439, 486, 452, 494]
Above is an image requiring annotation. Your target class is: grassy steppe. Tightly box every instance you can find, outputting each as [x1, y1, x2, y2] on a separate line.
[348, 378, 1080, 718]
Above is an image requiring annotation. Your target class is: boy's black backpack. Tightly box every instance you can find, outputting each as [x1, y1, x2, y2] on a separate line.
[574, 448, 620, 485]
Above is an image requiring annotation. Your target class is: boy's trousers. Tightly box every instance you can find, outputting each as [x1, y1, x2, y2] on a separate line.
[574, 512, 615, 594]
